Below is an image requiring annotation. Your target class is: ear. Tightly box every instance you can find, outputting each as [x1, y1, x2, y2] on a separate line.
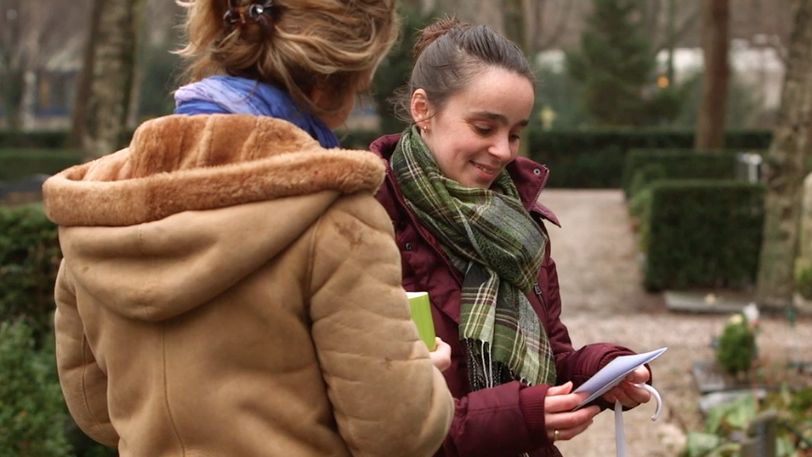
[410, 89, 432, 128]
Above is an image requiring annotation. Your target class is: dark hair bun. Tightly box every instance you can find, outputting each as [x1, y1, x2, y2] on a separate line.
[412, 16, 469, 59]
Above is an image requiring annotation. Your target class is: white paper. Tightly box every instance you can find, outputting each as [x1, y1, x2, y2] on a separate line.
[573, 347, 668, 409]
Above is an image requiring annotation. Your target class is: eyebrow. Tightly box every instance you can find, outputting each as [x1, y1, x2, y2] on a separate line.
[470, 111, 529, 127]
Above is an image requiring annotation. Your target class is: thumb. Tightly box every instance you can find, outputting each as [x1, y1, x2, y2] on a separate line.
[547, 381, 573, 396]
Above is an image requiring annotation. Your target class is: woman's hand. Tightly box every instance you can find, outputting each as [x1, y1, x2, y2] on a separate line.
[428, 337, 451, 371]
[544, 381, 601, 442]
[600, 366, 651, 408]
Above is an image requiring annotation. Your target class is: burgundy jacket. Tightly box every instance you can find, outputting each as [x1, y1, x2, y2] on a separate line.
[370, 134, 637, 457]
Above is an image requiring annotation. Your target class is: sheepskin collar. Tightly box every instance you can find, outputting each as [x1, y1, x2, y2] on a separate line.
[43, 115, 385, 227]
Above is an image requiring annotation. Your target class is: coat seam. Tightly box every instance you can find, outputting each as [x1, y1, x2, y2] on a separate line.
[162, 329, 186, 455]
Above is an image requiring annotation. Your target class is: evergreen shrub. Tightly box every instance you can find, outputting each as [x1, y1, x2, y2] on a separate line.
[526, 129, 771, 188]
[0, 205, 62, 343]
[715, 314, 757, 376]
[795, 259, 812, 300]
[642, 180, 764, 291]
[621, 148, 749, 197]
[0, 131, 70, 149]
[0, 320, 72, 456]
[0, 149, 83, 181]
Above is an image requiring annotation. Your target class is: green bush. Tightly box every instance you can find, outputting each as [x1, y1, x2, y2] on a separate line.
[526, 129, 771, 188]
[0, 149, 83, 181]
[716, 314, 757, 376]
[627, 162, 667, 200]
[642, 180, 764, 291]
[621, 148, 748, 197]
[0, 205, 62, 344]
[0, 131, 70, 149]
[0, 320, 72, 457]
[795, 259, 812, 300]
[0, 130, 135, 156]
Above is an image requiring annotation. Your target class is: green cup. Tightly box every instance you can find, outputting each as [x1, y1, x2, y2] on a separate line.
[406, 291, 437, 350]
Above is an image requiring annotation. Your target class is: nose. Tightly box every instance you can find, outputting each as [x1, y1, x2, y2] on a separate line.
[488, 135, 512, 162]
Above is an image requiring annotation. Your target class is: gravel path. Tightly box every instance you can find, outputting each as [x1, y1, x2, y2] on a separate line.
[539, 189, 812, 457]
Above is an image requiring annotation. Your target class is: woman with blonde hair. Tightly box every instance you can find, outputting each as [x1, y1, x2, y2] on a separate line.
[42, 1, 453, 455]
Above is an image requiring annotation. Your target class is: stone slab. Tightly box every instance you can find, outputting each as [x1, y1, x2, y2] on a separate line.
[665, 290, 752, 314]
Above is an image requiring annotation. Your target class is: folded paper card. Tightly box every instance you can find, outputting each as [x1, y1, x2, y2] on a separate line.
[574, 346, 668, 409]
[406, 291, 436, 350]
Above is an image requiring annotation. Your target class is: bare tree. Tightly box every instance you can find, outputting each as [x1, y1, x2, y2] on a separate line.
[537, 0, 576, 51]
[504, 0, 527, 51]
[0, 0, 88, 129]
[756, 0, 812, 310]
[695, 0, 730, 149]
[77, 0, 145, 158]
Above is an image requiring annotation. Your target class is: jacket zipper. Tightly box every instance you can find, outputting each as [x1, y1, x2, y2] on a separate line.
[533, 282, 547, 312]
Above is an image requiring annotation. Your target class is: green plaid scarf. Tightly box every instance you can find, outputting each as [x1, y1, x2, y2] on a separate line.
[391, 126, 556, 389]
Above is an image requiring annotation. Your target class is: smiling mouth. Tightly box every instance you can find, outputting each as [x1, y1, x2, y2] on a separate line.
[472, 162, 499, 175]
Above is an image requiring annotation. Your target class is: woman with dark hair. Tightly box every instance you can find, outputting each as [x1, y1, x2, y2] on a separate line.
[371, 18, 653, 457]
[42, 1, 453, 455]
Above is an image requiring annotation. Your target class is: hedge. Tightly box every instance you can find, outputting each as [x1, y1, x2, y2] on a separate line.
[0, 321, 72, 456]
[0, 205, 118, 457]
[0, 130, 71, 149]
[0, 205, 62, 343]
[0, 149, 83, 182]
[641, 180, 764, 291]
[621, 148, 754, 198]
[525, 128, 772, 188]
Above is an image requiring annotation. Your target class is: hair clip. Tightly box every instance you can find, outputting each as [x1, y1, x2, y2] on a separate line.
[223, 0, 275, 28]
[247, 0, 274, 20]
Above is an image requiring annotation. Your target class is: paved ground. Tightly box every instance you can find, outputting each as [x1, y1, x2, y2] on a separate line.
[540, 189, 812, 457]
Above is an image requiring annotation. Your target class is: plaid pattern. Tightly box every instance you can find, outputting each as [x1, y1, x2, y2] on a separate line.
[391, 126, 557, 389]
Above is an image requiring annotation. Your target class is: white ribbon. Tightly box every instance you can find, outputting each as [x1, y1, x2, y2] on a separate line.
[614, 383, 663, 457]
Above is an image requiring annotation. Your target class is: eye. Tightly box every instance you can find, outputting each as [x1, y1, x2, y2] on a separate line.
[472, 124, 493, 135]
[509, 133, 521, 142]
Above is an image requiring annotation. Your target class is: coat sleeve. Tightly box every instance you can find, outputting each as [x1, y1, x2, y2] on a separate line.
[307, 193, 454, 457]
[441, 381, 553, 457]
[53, 260, 119, 447]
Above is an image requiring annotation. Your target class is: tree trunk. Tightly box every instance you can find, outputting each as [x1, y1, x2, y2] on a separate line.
[80, 0, 144, 159]
[522, 0, 545, 54]
[503, 0, 527, 52]
[19, 69, 37, 129]
[695, 0, 729, 149]
[756, 0, 812, 308]
[756, 0, 812, 310]
[1, 69, 24, 130]
[70, 1, 104, 148]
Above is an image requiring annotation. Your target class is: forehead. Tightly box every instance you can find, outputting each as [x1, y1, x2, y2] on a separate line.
[442, 66, 534, 119]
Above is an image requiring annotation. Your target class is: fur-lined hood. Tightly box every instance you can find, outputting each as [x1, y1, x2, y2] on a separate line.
[43, 114, 386, 321]
[44, 114, 384, 227]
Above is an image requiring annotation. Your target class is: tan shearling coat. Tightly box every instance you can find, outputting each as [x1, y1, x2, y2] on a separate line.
[43, 114, 454, 457]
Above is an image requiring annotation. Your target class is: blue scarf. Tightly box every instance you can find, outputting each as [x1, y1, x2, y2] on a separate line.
[174, 76, 339, 148]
